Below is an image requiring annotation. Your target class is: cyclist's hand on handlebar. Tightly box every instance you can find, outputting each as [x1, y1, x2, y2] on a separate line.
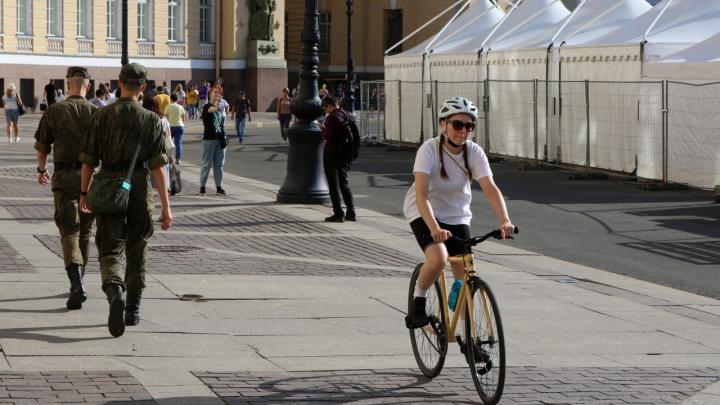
[498, 220, 515, 240]
[431, 228, 453, 243]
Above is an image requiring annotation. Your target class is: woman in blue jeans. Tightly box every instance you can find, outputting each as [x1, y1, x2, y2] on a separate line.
[200, 87, 227, 195]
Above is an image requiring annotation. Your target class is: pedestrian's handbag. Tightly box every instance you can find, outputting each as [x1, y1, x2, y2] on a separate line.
[39, 98, 47, 112]
[86, 143, 142, 214]
[16, 95, 26, 116]
[219, 133, 228, 149]
[170, 163, 182, 195]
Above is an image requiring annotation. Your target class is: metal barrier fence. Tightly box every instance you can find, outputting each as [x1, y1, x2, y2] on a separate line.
[357, 78, 719, 190]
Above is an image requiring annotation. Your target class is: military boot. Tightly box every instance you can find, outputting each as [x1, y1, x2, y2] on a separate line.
[124, 292, 141, 326]
[103, 283, 126, 337]
[65, 264, 87, 310]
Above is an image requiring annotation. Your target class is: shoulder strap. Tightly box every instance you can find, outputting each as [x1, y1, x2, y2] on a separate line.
[440, 143, 470, 179]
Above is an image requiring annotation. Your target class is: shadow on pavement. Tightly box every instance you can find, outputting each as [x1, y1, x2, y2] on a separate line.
[0, 324, 112, 343]
[244, 371, 477, 404]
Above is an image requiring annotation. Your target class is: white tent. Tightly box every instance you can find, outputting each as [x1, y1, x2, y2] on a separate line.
[383, 0, 503, 143]
[560, 0, 720, 82]
[644, 32, 720, 80]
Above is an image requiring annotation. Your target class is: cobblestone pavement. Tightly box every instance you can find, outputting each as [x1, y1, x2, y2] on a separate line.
[0, 237, 34, 273]
[195, 367, 720, 404]
[0, 371, 155, 404]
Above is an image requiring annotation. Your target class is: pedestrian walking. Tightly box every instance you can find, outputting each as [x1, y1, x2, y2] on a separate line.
[232, 91, 252, 144]
[2, 84, 22, 143]
[89, 89, 107, 108]
[277, 88, 292, 141]
[319, 83, 329, 100]
[173, 83, 186, 106]
[199, 87, 227, 195]
[34, 66, 97, 310]
[79, 62, 173, 337]
[143, 96, 174, 190]
[154, 86, 171, 116]
[320, 96, 356, 222]
[186, 85, 199, 119]
[45, 79, 57, 107]
[55, 89, 66, 103]
[197, 81, 210, 113]
[165, 94, 186, 162]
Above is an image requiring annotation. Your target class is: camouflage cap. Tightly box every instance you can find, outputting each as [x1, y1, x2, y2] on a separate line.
[119, 62, 147, 85]
[66, 66, 91, 79]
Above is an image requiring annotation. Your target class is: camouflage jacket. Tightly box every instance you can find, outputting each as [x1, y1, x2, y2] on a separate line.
[34, 96, 98, 189]
[80, 98, 167, 174]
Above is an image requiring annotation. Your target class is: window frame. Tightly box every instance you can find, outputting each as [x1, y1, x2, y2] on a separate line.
[199, 0, 213, 44]
[167, 0, 183, 42]
[76, 0, 93, 38]
[16, 0, 33, 35]
[137, 0, 153, 41]
[46, 0, 62, 37]
[318, 11, 331, 54]
[106, 0, 122, 39]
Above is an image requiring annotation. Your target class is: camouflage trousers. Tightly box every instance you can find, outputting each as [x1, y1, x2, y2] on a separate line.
[95, 172, 154, 295]
[53, 187, 94, 269]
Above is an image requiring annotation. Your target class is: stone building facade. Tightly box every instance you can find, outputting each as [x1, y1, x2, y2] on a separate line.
[0, 0, 287, 111]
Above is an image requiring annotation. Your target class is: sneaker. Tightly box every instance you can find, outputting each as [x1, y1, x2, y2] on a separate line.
[324, 214, 344, 223]
[216, 187, 227, 195]
[405, 297, 430, 328]
[200, 186, 206, 195]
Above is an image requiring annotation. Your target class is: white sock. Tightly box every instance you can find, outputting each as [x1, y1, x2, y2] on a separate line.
[413, 287, 428, 298]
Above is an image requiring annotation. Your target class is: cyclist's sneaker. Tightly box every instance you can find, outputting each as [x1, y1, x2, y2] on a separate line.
[405, 297, 430, 328]
[457, 336, 493, 368]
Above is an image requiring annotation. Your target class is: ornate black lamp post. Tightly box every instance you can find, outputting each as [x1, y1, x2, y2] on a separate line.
[344, 0, 355, 113]
[276, 0, 329, 204]
[121, 0, 128, 65]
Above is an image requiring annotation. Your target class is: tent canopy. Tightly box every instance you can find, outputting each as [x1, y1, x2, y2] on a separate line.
[485, 0, 569, 52]
[645, 31, 720, 79]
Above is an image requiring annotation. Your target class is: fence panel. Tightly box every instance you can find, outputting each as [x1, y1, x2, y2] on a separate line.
[559, 81, 588, 166]
[637, 83, 664, 181]
[385, 80, 400, 142]
[399, 81, 424, 144]
[545, 80, 561, 161]
[358, 81, 386, 142]
[435, 81, 484, 147]
[488, 80, 535, 158]
[667, 82, 720, 189]
[536, 79, 548, 161]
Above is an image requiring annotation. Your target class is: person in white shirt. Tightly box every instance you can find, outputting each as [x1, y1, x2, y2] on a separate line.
[404, 96, 515, 332]
[89, 89, 107, 108]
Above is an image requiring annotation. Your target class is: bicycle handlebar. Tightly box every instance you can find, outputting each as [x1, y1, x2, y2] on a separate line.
[450, 226, 519, 247]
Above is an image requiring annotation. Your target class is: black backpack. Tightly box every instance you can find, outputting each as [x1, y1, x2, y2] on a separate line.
[333, 110, 361, 167]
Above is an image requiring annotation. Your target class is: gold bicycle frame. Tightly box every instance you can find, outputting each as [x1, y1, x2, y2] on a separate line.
[436, 253, 496, 345]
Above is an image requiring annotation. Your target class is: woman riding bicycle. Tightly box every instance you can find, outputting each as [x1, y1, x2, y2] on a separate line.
[404, 96, 515, 329]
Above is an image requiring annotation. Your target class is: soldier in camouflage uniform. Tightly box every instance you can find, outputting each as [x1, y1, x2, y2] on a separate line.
[79, 63, 173, 338]
[34, 66, 97, 310]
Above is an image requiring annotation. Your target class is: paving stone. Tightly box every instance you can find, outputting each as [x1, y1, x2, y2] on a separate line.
[0, 237, 34, 273]
[195, 367, 720, 404]
[0, 371, 155, 404]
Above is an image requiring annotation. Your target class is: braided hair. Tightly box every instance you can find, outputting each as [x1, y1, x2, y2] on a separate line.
[438, 120, 473, 181]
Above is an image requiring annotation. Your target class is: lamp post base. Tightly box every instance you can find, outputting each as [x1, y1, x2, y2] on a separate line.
[276, 123, 330, 204]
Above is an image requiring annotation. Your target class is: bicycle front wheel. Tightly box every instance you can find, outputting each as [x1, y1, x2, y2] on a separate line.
[408, 263, 448, 378]
[465, 278, 505, 404]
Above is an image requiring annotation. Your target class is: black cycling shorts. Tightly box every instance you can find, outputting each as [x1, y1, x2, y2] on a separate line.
[410, 218, 471, 257]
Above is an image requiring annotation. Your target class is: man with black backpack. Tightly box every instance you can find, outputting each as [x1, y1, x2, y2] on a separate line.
[321, 96, 360, 222]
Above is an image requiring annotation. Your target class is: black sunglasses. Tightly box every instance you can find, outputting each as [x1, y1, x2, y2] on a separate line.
[446, 120, 476, 132]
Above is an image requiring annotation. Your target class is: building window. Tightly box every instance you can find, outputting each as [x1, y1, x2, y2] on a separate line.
[384, 9, 403, 56]
[168, 0, 183, 42]
[199, 0, 213, 43]
[107, 0, 122, 39]
[17, 0, 32, 35]
[318, 12, 330, 53]
[47, 0, 62, 36]
[137, 0, 153, 41]
[77, 0, 92, 38]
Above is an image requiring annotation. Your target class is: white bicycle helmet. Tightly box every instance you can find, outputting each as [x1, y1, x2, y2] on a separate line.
[438, 96, 478, 121]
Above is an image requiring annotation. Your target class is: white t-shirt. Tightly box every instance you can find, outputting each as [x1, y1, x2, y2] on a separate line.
[403, 137, 492, 225]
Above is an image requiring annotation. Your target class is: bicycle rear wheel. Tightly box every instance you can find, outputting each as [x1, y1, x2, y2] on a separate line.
[464, 278, 505, 404]
[408, 263, 448, 378]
